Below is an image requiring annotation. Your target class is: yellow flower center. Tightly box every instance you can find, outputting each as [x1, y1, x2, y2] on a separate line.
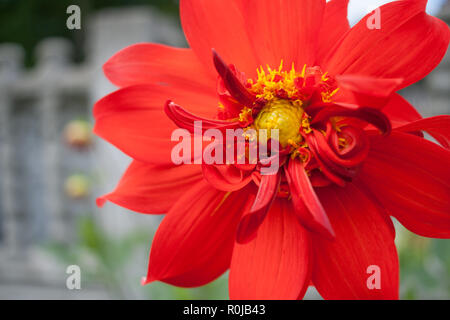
[254, 98, 303, 148]
[234, 62, 339, 151]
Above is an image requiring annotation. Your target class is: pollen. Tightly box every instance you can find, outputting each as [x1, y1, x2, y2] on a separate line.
[248, 61, 339, 104]
[239, 107, 253, 124]
[239, 62, 338, 153]
[253, 98, 303, 148]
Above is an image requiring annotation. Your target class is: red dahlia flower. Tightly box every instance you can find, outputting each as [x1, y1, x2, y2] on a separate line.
[94, 0, 450, 299]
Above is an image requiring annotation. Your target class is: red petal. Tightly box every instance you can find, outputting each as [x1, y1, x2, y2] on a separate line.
[324, 0, 450, 89]
[180, 0, 258, 77]
[97, 161, 202, 214]
[317, 0, 350, 63]
[382, 93, 422, 128]
[312, 105, 392, 135]
[229, 199, 312, 300]
[360, 131, 450, 238]
[313, 128, 370, 168]
[202, 164, 252, 192]
[93, 85, 216, 165]
[335, 75, 403, 108]
[285, 159, 335, 240]
[164, 101, 239, 133]
[395, 115, 450, 149]
[144, 181, 254, 287]
[313, 183, 399, 300]
[103, 43, 216, 92]
[343, 93, 422, 132]
[212, 50, 255, 107]
[242, 0, 325, 69]
[236, 173, 281, 244]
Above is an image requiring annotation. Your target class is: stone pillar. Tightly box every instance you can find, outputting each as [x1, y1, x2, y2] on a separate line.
[35, 38, 73, 242]
[0, 44, 24, 255]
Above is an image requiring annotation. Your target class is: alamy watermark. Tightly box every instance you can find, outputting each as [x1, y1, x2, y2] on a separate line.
[66, 5, 81, 30]
[66, 265, 81, 290]
[366, 7, 381, 30]
[366, 265, 381, 290]
[171, 121, 280, 175]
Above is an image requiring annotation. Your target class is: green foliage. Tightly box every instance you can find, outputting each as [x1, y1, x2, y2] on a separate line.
[396, 225, 450, 300]
[45, 215, 228, 299]
[46, 215, 150, 298]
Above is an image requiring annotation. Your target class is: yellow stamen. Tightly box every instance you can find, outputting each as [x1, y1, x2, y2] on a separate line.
[211, 192, 232, 216]
[238, 107, 253, 123]
[249, 62, 338, 104]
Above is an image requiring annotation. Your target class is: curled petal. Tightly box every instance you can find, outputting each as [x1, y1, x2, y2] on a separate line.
[93, 84, 220, 165]
[314, 128, 369, 168]
[217, 69, 247, 120]
[236, 172, 281, 244]
[330, 126, 370, 160]
[306, 132, 357, 182]
[285, 159, 335, 240]
[202, 164, 253, 192]
[312, 105, 392, 135]
[306, 135, 347, 187]
[164, 100, 239, 133]
[212, 50, 256, 107]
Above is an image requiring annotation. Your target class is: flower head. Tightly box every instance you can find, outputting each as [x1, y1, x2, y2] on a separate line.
[94, 0, 450, 299]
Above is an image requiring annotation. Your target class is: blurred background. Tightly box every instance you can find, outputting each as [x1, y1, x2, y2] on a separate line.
[0, 0, 448, 299]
